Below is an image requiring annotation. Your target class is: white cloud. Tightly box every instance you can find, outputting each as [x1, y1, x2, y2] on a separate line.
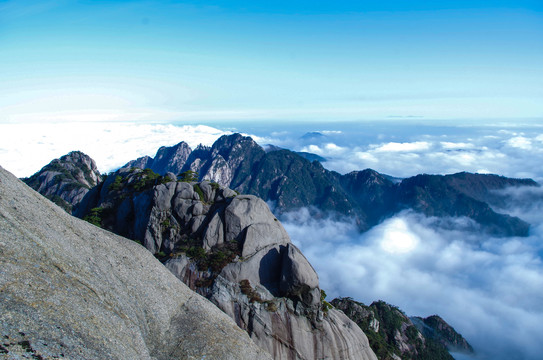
[506, 136, 532, 150]
[373, 141, 431, 152]
[280, 201, 543, 360]
[324, 143, 346, 153]
[440, 141, 475, 150]
[284, 126, 543, 182]
[0, 122, 230, 177]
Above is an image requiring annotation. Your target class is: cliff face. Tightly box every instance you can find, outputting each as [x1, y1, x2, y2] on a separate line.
[75, 167, 377, 360]
[22, 151, 102, 213]
[125, 141, 192, 176]
[0, 165, 271, 359]
[332, 298, 473, 360]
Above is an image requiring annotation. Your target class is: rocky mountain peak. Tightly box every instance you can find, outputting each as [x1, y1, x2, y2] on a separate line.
[211, 133, 262, 159]
[22, 151, 102, 213]
[152, 141, 192, 173]
[125, 141, 192, 176]
[411, 315, 475, 354]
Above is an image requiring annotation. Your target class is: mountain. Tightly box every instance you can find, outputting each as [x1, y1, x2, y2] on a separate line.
[72, 166, 378, 359]
[22, 151, 102, 213]
[300, 131, 326, 141]
[21, 137, 512, 359]
[125, 141, 192, 176]
[23, 135, 537, 236]
[397, 173, 532, 236]
[0, 165, 270, 359]
[410, 315, 475, 354]
[263, 144, 327, 162]
[119, 134, 538, 236]
[332, 298, 474, 360]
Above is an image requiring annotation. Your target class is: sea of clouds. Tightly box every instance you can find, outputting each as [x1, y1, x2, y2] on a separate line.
[259, 121, 543, 183]
[1, 120, 542, 359]
[261, 122, 543, 359]
[0, 122, 232, 177]
[280, 195, 543, 360]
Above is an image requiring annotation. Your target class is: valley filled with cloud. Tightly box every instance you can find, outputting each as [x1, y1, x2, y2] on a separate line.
[281, 198, 543, 360]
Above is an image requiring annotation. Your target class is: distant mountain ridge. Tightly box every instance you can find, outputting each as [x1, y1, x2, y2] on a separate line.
[24, 134, 538, 237]
[117, 133, 538, 237]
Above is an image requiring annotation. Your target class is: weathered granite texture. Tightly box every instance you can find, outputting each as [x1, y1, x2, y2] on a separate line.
[0, 165, 271, 360]
[76, 170, 377, 360]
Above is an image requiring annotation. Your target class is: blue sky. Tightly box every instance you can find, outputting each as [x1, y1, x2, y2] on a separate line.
[1, 0, 542, 122]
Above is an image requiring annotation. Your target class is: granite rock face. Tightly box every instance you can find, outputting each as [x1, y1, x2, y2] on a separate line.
[0, 165, 271, 360]
[125, 141, 192, 176]
[22, 151, 102, 213]
[76, 170, 377, 360]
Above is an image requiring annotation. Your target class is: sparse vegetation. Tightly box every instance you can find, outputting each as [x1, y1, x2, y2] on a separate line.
[239, 279, 277, 312]
[193, 184, 205, 201]
[133, 168, 162, 191]
[49, 195, 72, 212]
[109, 175, 124, 191]
[83, 207, 104, 227]
[185, 240, 238, 272]
[178, 170, 199, 182]
[210, 181, 220, 190]
[320, 289, 333, 312]
[154, 251, 167, 259]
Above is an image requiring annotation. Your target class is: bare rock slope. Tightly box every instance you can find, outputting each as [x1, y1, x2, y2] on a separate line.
[76, 167, 378, 360]
[0, 166, 271, 360]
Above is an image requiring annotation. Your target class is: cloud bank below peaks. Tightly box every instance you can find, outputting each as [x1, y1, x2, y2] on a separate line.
[0, 122, 231, 177]
[279, 194, 543, 360]
[289, 124, 543, 182]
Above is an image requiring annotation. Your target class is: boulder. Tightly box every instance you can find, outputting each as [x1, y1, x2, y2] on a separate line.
[280, 243, 320, 306]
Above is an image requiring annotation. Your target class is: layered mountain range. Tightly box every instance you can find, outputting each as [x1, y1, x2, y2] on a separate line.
[16, 132, 530, 359]
[124, 133, 536, 236]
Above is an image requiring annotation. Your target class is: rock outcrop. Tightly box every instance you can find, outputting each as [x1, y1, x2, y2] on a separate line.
[125, 141, 192, 176]
[22, 151, 102, 213]
[76, 167, 378, 360]
[0, 165, 271, 360]
[332, 298, 473, 360]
